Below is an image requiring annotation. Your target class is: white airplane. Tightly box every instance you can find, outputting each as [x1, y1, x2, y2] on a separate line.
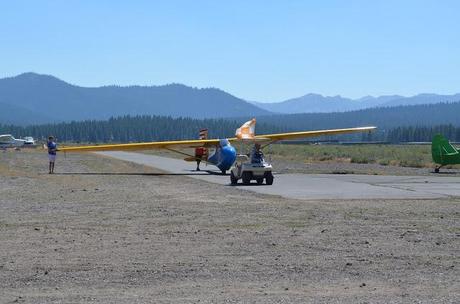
[23, 136, 36, 145]
[0, 134, 27, 149]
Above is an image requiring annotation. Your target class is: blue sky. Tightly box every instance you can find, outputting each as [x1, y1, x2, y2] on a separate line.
[1, 0, 459, 101]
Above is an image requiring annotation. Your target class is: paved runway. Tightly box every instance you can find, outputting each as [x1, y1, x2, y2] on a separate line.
[97, 151, 460, 200]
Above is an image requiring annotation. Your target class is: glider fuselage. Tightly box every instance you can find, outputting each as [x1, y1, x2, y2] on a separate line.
[432, 134, 460, 167]
[207, 139, 237, 173]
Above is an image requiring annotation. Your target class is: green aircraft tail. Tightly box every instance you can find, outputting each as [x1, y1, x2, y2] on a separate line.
[431, 134, 460, 166]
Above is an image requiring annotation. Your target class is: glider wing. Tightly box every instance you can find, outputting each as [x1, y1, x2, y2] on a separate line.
[58, 139, 221, 152]
[59, 124, 376, 152]
[229, 126, 377, 144]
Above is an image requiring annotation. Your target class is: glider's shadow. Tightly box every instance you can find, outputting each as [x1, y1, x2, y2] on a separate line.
[431, 171, 460, 175]
[54, 170, 228, 176]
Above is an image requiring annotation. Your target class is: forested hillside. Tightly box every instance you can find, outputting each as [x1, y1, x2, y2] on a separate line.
[2, 73, 460, 126]
[256, 102, 460, 130]
[0, 116, 286, 143]
[0, 102, 51, 125]
[0, 73, 270, 123]
[385, 125, 460, 142]
[2, 115, 460, 144]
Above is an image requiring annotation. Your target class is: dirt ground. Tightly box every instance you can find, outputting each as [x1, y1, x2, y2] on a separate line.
[0, 149, 459, 303]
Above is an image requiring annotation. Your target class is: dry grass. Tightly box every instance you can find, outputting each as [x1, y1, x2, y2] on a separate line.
[268, 144, 460, 169]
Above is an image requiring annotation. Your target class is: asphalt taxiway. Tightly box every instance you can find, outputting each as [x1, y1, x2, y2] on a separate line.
[97, 151, 460, 200]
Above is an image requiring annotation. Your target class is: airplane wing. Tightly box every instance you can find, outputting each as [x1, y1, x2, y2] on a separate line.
[59, 126, 376, 152]
[59, 138, 221, 152]
[229, 126, 377, 143]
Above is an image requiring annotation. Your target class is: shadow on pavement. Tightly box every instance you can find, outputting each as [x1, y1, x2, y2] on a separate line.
[431, 171, 460, 175]
[52, 170, 227, 176]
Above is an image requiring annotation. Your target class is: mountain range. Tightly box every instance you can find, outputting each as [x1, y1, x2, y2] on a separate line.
[0, 73, 269, 125]
[1, 72, 460, 125]
[253, 93, 460, 113]
[256, 102, 460, 131]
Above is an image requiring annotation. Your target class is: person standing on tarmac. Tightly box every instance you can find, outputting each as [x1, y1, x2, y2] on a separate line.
[195, 146, 205, 171]
[195, 129, 208, 171]
[47, 136, 57, 174]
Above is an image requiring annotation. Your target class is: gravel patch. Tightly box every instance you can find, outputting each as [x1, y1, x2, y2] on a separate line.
[0, 150, 459, 303]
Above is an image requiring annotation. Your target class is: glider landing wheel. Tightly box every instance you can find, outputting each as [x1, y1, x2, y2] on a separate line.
[265, 172, 274, 185]
[221, 170, 226, 175]
[230, 172, 238, 185]
[256, 178, 264, 185]
[435, 167, 440, 173]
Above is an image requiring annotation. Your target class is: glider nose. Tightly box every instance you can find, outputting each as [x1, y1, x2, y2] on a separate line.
[219, 145, 237, 171]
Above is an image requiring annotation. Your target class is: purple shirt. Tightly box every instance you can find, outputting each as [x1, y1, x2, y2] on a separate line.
[47, 141, 57, 155]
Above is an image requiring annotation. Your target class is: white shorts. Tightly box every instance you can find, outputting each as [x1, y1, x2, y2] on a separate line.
[48, 154, 56, 162]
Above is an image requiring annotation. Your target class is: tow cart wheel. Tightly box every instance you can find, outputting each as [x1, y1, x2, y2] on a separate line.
[265, 172, 274, 185]
[230, 171, 238, 185]
[256, 178, 264, 185]
[242, 172, 252, 185]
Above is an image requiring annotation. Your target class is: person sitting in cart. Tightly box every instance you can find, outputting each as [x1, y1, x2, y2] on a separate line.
[250, 143, 264, 164]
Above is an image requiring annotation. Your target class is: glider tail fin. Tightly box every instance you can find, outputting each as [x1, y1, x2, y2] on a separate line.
[235, 118, 256, 140]
[432, 134, 459, 164]
[186, 129, 210, 162]
[199, 129, 208, 140]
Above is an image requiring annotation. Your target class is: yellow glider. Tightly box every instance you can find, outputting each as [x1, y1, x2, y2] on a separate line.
[58, 126, 375, 152]
[58, 119, 376, 172]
